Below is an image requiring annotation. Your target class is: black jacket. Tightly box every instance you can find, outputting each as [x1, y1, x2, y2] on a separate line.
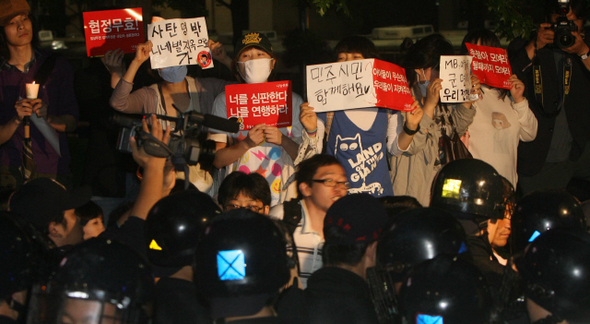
[508, 38, 590, 176]
[304, 267, 379, 324]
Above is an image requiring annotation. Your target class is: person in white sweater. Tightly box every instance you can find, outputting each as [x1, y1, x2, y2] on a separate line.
[461, 29, 538, 187]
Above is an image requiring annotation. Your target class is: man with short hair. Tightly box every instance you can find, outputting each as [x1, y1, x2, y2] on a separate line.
[304, 193, 388, 324]
[9, 177, 91, 249]
[269, 154, 348, 287]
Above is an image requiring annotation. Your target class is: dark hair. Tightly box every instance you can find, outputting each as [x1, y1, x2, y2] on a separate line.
[461, 29, 509, 100]
[295, 154, 342, 199]
[0, 13, 39, 60]
[217, 172, 271, 208]
[334, 35, 381, 60]
[378, 195, 422, 225]
[322, 225, 370, 267]
[75, 201, 104, 227]
[403, 34, 454, 87]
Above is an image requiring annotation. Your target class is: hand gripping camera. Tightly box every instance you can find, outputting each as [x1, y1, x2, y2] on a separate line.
[552, 0, 578, 49]
[115, 110, 239, 171]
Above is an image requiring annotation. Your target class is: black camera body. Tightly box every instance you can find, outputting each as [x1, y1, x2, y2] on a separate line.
[552, 0, 578, 49]
[114, 113, 216, 171]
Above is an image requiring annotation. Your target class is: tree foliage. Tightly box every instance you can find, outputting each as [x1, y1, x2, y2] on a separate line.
[485, 0, 543, 41]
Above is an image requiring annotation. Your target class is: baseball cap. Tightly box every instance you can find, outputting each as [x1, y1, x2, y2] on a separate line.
[234, 32, 273, 57]
[9, 178, 92, 228]
[0, 0, 30, 26]
[324, 193, 388, 245]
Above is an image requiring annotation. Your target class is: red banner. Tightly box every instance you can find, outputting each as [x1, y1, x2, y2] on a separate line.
[466, 43, 512, 89]
[225, 81, 293, 131]
[83, 8, 144, 57]
[372, 59, 414, 111]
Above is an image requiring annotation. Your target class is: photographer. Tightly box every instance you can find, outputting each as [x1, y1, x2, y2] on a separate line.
[508, 0, 590, 195]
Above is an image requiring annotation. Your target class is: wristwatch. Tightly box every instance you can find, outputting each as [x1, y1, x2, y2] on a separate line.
[580, 51, 590, 60]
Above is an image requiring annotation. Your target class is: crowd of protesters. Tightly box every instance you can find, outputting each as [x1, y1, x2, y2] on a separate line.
[1, 0, 590, 323]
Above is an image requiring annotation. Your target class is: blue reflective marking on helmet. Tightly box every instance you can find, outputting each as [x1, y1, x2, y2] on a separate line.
[528, 230, 542, 243]
[458, 241, 468, 254]
[217, 250, 245, 281]
[417, 314, 443, 324]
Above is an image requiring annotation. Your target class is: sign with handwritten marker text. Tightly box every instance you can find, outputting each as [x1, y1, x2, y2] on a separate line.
[83, 8, 144, 57]
[148, 17, 213, 70]
[225, 81, 292, 131]
[439, 55, 473, 103]
[465, 43, 512, 89]
[306, 59, 414, 112]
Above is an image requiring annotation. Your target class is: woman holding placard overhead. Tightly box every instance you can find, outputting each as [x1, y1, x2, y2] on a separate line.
[297, 35, 420, 198]
[208, 32, 303, 207]
[461, 29, 537, 188]
[388, 34, 480, 206]
[109, 37, 233, 192]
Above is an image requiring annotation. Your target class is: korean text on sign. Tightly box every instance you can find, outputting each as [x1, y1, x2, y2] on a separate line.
[148, 17, 214, 70]
[83, 8, 144, 57]
[306, 59, 414, 112]
[225, 81, 293, 130]
[465, 43, 512, 90]
[439, 55, 474, 103]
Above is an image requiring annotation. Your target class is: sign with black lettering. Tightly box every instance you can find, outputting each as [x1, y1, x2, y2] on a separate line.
[439, 55, 473, 103]
[147, 17, 213, 70]
[306, 59, 414, 112]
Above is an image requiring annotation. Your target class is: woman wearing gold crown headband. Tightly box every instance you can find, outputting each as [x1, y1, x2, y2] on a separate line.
[208, 32, 304, 206]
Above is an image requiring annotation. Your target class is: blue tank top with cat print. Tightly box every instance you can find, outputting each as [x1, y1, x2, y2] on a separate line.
[325, 109, 394, 197]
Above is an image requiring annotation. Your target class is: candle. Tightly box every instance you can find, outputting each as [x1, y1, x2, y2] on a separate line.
[26, 82, 39, 99]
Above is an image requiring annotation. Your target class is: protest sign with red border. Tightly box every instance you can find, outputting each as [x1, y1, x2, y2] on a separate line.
[466, 43, 512, 89]
[225, 81, 293, 131]
[83, 8, 144, 57]
[306, 59, 414, 112]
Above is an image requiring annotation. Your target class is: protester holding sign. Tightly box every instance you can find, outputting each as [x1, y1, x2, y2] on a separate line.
[109, 38, 234, 192]
[389, 34, 479, 206]
[297, 36, 420, 198]
[209, 32, 303, 207]
[461, 30, 537, 188]
[0, 0, 79, 192]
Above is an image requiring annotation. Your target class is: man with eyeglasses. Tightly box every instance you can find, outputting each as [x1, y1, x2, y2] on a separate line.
[270, 154, 348, 288]
[217, 172, 271, 215]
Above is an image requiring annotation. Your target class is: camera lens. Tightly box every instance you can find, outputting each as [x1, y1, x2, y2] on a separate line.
[557, 32, 575, 48]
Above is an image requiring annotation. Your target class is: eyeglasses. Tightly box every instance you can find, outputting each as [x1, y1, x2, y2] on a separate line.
[225, 204, 265, 213]
[311, 179, 350, 189]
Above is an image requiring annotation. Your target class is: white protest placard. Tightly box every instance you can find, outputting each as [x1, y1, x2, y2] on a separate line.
[439, 55, 474, 103]
[306, 59, 414, 112]
[147, 17, 214, 70]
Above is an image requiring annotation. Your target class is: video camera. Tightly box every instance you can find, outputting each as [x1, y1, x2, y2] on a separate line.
[114, 110, 239, 171]
[552, 0, 578, 49]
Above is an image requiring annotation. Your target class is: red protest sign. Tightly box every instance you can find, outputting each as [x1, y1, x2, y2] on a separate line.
[225, 81, 293, 131]
[372, 60, 414, 111]
[83, 8, 144, 57]
[307, 59, 413, 112]
[465, 43, 512, 89]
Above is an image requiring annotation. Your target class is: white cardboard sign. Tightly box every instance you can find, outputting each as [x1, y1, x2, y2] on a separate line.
[439, 55, 473, 103]
[147, 17, 213, 70]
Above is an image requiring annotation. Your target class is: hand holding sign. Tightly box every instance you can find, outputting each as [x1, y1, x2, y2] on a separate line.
[299, 103, 318, 134]
[134, 41, 153, 65]
[508, 74, 525, 103]
[247, 124, 266, 147]
[405, 100, 424, 131]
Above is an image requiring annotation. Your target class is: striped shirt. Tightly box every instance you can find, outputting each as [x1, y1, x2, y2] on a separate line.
[269, 200, 324, 288]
